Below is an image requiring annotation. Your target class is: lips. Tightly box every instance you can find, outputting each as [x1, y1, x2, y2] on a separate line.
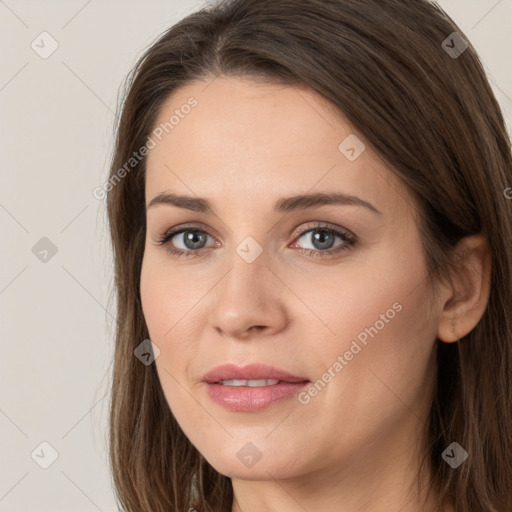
[202, 363, 310, 412]
[202, 363, 309, 384]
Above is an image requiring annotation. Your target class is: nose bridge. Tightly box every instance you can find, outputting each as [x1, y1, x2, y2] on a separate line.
[219, 240, 270, 308]
[208, 240, 287, 336]
[221, 216, 270, 290]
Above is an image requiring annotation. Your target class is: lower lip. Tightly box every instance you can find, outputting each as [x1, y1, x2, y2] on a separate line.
[203, 381, 310, 412]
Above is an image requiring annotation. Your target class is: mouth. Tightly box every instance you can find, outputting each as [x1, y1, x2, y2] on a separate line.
[202, 363, 310, 412]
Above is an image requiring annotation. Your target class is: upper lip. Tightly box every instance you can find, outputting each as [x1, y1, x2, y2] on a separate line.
[202, 363, 309, 383]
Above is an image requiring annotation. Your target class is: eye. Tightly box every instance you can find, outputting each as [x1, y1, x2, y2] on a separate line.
[290, 222, 356, 258]
[156, 226, 216, 258]
[155, 222, 357, 259]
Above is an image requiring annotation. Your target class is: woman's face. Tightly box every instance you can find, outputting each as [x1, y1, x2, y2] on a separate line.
[140, 76, 440, 483]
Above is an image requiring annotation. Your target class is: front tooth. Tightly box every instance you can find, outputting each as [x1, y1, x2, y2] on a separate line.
[247, 379, 277, 387]
[220, 379, 279, 387]
[220, 379, 246, 386]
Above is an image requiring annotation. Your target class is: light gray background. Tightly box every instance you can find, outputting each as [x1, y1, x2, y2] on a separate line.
[1, 1, 511, 510]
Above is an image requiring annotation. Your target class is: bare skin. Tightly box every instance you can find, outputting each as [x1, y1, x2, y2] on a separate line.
[140, 76, 491, 512]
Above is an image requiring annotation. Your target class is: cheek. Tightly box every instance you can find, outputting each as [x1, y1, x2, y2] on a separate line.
[140, 252, 200, 339]
[140, 259, 200, 422]
[140, 252, 204, 386]
[301, 236, 434, 394]
[319, 260, 435, 425]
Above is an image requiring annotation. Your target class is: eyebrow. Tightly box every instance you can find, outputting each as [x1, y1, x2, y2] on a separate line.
[147, 191, 381, 215]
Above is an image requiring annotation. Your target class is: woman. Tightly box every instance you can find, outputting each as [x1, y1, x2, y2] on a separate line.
[105, 0, 512, 510]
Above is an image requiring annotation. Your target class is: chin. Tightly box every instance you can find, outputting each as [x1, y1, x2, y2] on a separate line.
[200, 445, 303, 481]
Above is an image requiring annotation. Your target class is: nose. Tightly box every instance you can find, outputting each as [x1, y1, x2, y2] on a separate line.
[207, 249, 288, 340]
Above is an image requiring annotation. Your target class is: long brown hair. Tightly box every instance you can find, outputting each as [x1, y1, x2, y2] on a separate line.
[106, 1, 512, 510]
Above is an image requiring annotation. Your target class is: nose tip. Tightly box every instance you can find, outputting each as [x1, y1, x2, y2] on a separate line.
[208, 257, 289, 339]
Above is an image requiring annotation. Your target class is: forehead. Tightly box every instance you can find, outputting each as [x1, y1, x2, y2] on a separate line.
[145, 76, 414, 220]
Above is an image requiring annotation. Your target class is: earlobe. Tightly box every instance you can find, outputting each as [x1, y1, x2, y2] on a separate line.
[437, 313, 458, 343]
[436, 234, 492, 344]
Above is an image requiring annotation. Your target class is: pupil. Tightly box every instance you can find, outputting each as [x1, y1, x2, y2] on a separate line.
[184, 231, 205, 250]
[312, 230, 334, 250]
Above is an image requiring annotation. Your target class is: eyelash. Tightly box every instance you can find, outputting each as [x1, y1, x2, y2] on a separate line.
[156, 222, 357, 260]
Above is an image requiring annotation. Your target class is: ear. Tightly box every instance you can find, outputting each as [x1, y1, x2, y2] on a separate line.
[437, 234, 492, 343]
